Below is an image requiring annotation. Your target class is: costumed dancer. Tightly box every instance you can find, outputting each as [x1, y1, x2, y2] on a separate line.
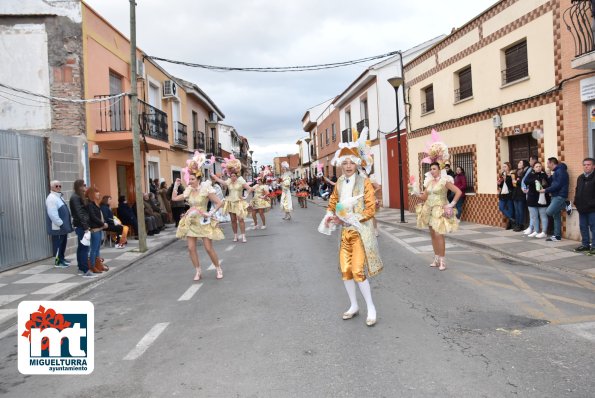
[210, 174, 231, 223]
[410, 130, 462, 271]
[212, 155, 253, 243]
[297, 178, 310, 208]
[250, 167, 272, 229]
[319, 139, 383, 327]
[172, 152, 225, 281]
[280, 161, 293, 220]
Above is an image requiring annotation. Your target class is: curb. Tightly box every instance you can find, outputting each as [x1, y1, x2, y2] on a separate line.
[0, 235, 179, 333]
[307, 197, 594, 280]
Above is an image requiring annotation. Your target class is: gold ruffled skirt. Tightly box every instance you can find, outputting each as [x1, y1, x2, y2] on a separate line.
[416, 203, 458, 235]
[176, 213, 225, 240]
[251, 197, 271, 210]
[222, 199, 249, 218]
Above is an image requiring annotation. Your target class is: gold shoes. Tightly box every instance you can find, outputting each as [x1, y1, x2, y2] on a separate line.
[342, 310, 359, 320]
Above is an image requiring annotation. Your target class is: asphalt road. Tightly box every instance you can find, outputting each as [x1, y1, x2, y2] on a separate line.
[0, 198, 594, 397]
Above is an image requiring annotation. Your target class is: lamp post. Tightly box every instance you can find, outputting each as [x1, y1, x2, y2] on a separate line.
[254, 160, 258, 180]
[388, 73, 406, 223]
[249, 150, 254, 180]
[304, 137, 311, 179]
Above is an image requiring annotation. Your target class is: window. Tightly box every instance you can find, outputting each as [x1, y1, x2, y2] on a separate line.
[319, 131, 323, 148]
[360, 99, 368, 121]
[455, 66, 473, 102]
[325, 128, 329, 145]
[345, 111, 351, 130]
[421, 85, 434, 114]
[502, 40, 528, 85]
[332, 123, 336, 142]
[451, 152, 475, 193]
[109, 72, 123, 131]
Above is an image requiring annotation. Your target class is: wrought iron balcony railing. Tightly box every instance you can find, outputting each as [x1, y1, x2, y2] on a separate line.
[96, 95, 168, 143]
[138, 100, 168, 142]
[193, 131, 205, 151]
[206, 137, 215, 155]
[501, 60, 529, 85]
[454, 87, 473, 102]
[421, 101, 434, 114]
[341, 128, 350, 143]
[564, 0, 595, 58]
[356, 119, 369, 133]
[174, 121, 187, 147]
[216, 143, 222, 157]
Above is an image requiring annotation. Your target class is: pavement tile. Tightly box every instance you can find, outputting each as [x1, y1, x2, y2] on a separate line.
[470, 237, 519, 245]
[0, 294, 26, 306]
[0, 309, 17, 324]
[19, 264, 55, 275]
[30, 283, 80, 295]
[12, 274, 75, 284]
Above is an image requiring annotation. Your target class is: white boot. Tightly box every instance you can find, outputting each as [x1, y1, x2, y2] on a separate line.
[357, 279, 377, 326]
[342, 280, 359, 319]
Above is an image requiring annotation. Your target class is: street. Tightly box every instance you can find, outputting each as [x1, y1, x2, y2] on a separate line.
[0, 198, 594, 397]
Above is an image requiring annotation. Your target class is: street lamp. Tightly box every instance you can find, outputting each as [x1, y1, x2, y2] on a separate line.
[254, 160, 258, 180]
[249, 150, 254, 180]
[304, 137, 311, 179]
[388, 74, 406, 223]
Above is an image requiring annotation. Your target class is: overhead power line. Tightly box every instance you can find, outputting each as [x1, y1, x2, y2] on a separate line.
[146, 50, 400, 72]
[0, 82, 127, 103]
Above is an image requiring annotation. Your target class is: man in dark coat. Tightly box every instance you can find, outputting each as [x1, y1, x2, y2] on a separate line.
[574, 158, 595, 254]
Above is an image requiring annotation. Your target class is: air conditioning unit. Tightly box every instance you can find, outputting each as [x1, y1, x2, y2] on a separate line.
[209, 112, 218, 123]
[163, 80, 178, 99]
[136, 59, 145, 80]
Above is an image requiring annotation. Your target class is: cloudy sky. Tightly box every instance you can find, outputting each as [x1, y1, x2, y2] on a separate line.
[85, 0, 497, 164]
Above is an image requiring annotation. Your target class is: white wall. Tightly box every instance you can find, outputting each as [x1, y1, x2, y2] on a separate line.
[0, 0, 82, 22]
[218, 124, 233, 152]
[0, 23, 51, 130]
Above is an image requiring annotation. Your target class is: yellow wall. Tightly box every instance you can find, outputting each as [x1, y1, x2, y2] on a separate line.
[409, 11, 556, 131]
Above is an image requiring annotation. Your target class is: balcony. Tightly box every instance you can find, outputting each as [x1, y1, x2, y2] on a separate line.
[454, 87, 473, 102]
[564, 0, 595, 69]
[501, 61, 529, 86]
[356, 119, 368, 133]
[216, 143, 222, 157]
[421, 101, 434, 115]
[173, 121, 187, 147]
[95, 95, 169, 147]
[193, 131, 205, 151]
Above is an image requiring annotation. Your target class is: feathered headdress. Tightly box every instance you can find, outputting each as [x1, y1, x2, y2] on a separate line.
[422, 129, 450, 167]
[281, 161, 289, 170]
[222, 154, 242, 176]
[316, 162, 324, 178]
[330, 127, 373, 174]
[256, 166, 272, 182]
[182, 151, 209, 184]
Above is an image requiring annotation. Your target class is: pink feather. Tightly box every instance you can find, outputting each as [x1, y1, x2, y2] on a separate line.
[409, 175, 416, 184]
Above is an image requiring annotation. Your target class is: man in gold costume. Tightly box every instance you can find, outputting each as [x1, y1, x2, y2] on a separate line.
[323, 140, 383, 326]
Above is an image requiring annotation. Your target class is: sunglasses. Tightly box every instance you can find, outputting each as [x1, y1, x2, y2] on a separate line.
[55, 185, 62, 188]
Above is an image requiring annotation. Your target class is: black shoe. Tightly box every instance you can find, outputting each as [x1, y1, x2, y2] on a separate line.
[513, 225, 523, 232]
[505, 220, 513, 230]
[574, 245, 591, 252]
[148, 231, 155, 236]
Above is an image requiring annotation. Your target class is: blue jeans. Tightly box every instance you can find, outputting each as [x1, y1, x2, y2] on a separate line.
[75, 227, 90, 272]
[513, 200, 526, 227]
[546, 196, 566, 238]
[498, 199, 514, 220]
[89, 231, 102, 268]
[528, 206, 548, 233]
[51, 234, 68, 262]
[455, 196, 465, 220]
[578, 211, 595, 247]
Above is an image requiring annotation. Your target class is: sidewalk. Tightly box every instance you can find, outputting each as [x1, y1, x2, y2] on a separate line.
[307, 196, 595, 279]
[0, 227, 179, 331]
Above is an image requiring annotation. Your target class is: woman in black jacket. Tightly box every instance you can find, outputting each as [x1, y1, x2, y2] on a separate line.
[512, 160, 529, 232]
[69, 179, 93, 276]
[86, 186, 108, 273]
[498, 162, 515, 229]
[525, 161, 550, 239]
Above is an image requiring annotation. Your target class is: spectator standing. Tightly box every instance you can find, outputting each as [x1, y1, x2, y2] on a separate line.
[521, 155, 539, 234]
[69, 179, 95, 278]
[574, 157, 595, 254]
[498, 162, 515, 229]
[453, 167, 467, 220]
[540, 157, 569, 242]
[45, 180, 73, 267]
[143, 193, 162, 234]
[512, 160, 529, 232]
[100, 195, 129, 248]
[525, 162, 549, 238]
[158, 180, 172, 223]
[86, 186, 108, 273]
[168, 182, 186, 227]
[445, 163, 456, 202]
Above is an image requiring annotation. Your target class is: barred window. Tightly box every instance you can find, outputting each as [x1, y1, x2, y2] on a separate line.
[451, 152, 475, 193]
[332, 123, 336, 142]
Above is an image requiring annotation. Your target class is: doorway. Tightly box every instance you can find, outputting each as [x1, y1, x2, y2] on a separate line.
[508, 133, 538, 167]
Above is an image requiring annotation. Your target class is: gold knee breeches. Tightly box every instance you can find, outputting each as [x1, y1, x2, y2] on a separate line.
[339, 229, 366, 282]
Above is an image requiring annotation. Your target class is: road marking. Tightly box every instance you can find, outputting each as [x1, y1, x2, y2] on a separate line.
[379, 229, 420, 254]
[569, 276, 595, 292]
[123, 322, 169, 361]
[225, 245, 234, 252]
[550, 315, 595, 325]
[542, 293, 595, 310]
[207, 260, 223, 271]
[178, 283, 203, 301]
[560, 321, 595, 341]
[514, 272, 585, 289]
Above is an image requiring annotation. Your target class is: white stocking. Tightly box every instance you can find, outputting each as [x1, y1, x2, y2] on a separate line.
[357, 280, 377, 321]
[343, 280, 359, 313]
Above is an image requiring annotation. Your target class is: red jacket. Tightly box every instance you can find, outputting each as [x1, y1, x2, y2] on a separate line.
[454, 174, 467, 198]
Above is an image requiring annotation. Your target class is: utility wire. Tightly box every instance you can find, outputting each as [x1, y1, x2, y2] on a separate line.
[0, 82, 127, 103]
[147, 51, 399, 73]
